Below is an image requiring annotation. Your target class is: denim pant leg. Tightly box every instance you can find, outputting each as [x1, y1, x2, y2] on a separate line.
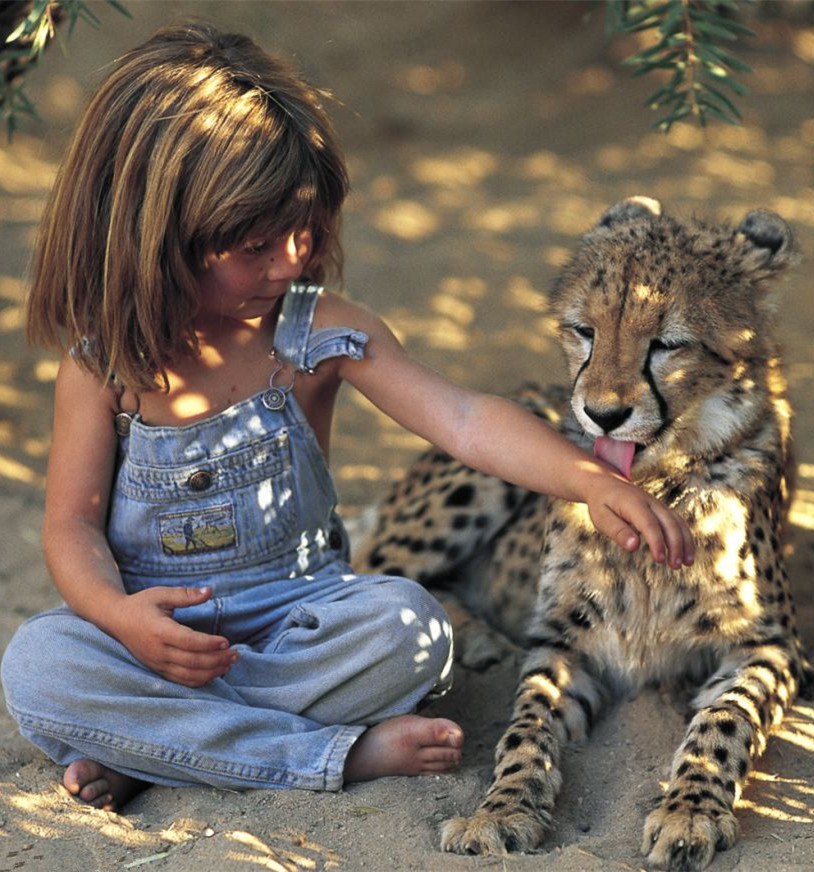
[0, 608, 363, 791]
[225, 575, 455, 726]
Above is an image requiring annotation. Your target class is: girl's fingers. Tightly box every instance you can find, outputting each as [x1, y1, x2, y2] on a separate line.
[149, 585, 214, 610]
[163, 646, 239, 671]
[153, 650, 236, 686]
[648, 501, 694, 568]
[163, 621, 232, 652]
[591, 484, 694, 569]
[610, 518, 641, 553]
[601, 502, 665, 562]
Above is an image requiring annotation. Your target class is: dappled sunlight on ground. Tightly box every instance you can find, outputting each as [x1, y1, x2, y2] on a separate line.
[0, 779, 341, 870]
[790, 465, 814, 532]
[0, 133, 57, 492]
[0, 779, 199, 856]
[223, 829, 341, 871]
[736, 703, 814, 837]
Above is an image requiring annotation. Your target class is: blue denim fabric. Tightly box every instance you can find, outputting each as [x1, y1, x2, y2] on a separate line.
[1, 284, 454, 791]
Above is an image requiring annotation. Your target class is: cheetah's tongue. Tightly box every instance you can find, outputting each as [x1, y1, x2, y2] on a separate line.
[593, 436, 636, 481]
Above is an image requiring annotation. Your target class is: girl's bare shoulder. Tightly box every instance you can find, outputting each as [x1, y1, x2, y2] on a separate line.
[314, 290, 382, 330]
[56, 353, 120, 415]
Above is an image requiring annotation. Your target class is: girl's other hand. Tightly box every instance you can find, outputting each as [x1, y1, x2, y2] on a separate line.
[111, 586, 238, 687]
[586, 475, 694, 570]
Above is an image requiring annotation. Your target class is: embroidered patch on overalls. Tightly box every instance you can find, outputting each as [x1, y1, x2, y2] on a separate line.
[158, 504, 237, 556]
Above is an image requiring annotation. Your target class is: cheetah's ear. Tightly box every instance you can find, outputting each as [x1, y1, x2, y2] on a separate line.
[594, 196, 662, 230]
[734, 210, 793, 273]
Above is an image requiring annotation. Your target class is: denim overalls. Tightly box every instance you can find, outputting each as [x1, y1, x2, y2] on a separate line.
[1, 283, 453, 791]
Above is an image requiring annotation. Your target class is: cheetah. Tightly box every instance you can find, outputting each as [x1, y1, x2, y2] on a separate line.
[354, 198, 812, 870]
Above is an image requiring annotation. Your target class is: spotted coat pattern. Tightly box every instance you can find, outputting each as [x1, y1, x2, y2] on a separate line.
[353, 199, 812, 871]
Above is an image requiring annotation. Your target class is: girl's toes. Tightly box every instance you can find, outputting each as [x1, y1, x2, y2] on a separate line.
[91, 792, 115, 810]
[79, 777, 110, 803]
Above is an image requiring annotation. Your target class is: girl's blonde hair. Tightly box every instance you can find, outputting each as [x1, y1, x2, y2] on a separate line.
[26, 22, 350, 391]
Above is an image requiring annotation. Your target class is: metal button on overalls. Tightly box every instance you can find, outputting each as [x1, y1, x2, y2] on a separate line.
[187, 470, 213, 491]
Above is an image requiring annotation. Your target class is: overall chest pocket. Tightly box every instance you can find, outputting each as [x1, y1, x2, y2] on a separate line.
[108, 431, 296, 576]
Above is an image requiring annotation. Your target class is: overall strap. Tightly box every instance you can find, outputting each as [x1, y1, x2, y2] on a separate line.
[273, 281, 368, 373]
[273, 281, 323, 372]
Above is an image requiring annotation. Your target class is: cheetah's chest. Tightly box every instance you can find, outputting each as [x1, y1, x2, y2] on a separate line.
[534, 495, 766, 691]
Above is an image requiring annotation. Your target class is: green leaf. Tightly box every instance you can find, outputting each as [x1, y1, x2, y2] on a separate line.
[724, 77, 750, 97]
[8, 0, 52, 42]
[106, 0, 133, 19]
[13, 86, 41, 118]
[692, 8, 756, 38]
[81, 3, 103, 26]
[617, 1, 675, 31]
[605, 0, 628, 33]
[698, 83, 742, 118]
[610, 0, 753, 131]
[662, 103, 693, 122]
[0, 48, 33, 60]
[697, 99, 741, 125]
[2, 0, 133, 140]
[702, 43, 754, 74]
[655, 102, 693, 131]
[698, 64, 750, 96]
[32, 24, 51, 56]
[631, 55, 687, 77]
[623, 38, 674, 65]
[644, 85, 674, 106]
[646, 87, 688, 110]
[5, 20, 31, 44]
[694, 21, 738, 42]
[658, 5, 687, 37]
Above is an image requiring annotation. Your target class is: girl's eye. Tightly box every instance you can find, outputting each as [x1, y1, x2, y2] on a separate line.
[242, 239, 270, 255]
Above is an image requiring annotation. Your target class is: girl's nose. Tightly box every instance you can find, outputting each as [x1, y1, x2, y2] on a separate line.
[266, 230, 312, 280]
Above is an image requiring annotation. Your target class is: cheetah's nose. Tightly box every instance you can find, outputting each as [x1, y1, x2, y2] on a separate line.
[583, 404, 633, 434]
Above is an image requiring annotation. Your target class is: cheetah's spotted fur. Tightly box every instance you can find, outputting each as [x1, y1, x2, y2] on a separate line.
[354, 199, 812, 870]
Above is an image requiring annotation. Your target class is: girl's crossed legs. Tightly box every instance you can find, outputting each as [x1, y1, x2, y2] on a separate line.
[1, 573, 461, 808]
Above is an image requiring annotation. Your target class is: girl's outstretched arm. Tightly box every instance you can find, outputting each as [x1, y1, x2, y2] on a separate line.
[326, 296, 693, 568]
[41, 357, 238, 687]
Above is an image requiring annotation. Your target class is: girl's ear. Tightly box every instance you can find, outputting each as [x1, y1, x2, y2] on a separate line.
[733, 210, 794, 274]
[594, 195, 662, 231]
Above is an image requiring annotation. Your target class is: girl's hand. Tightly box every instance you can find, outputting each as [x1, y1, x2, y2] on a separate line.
[586, 476, 694, 570]
[110, 587, 238, 687]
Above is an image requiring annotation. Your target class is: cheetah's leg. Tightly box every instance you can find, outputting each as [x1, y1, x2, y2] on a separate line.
[441, 643, 603, 854]
[643, 642, 802, 871]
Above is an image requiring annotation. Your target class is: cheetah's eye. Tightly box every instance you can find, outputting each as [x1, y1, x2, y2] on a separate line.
[650, 337, 690, 353]
[565, 323, 595, 341]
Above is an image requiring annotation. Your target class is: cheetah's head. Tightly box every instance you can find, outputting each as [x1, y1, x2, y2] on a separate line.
[551, 197, 794, 478]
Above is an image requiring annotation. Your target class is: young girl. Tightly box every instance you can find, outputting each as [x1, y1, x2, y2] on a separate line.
[0, 23, 693, 811]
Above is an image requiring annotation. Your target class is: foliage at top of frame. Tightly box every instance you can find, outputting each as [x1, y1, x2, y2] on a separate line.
[607, 0, 755, 132]
[0, 0, 764, 140]
[1, 0, 130, 139]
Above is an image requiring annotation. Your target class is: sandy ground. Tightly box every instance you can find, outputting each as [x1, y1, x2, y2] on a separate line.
[1, 2, 813, 870]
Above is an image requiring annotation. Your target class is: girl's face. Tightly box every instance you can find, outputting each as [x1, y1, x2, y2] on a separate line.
[196, 229, 313, 322]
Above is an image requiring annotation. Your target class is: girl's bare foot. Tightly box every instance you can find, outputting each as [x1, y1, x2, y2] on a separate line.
[344, 714, 463, 782]
[63, 759, 149, 811]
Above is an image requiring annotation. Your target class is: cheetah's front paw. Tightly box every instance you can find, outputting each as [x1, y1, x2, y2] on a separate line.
[441, 808, 550, 855]
[643, 800, 737, 870]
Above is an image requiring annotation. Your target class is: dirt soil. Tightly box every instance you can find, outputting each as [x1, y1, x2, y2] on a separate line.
[1, 2, 813, 870]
